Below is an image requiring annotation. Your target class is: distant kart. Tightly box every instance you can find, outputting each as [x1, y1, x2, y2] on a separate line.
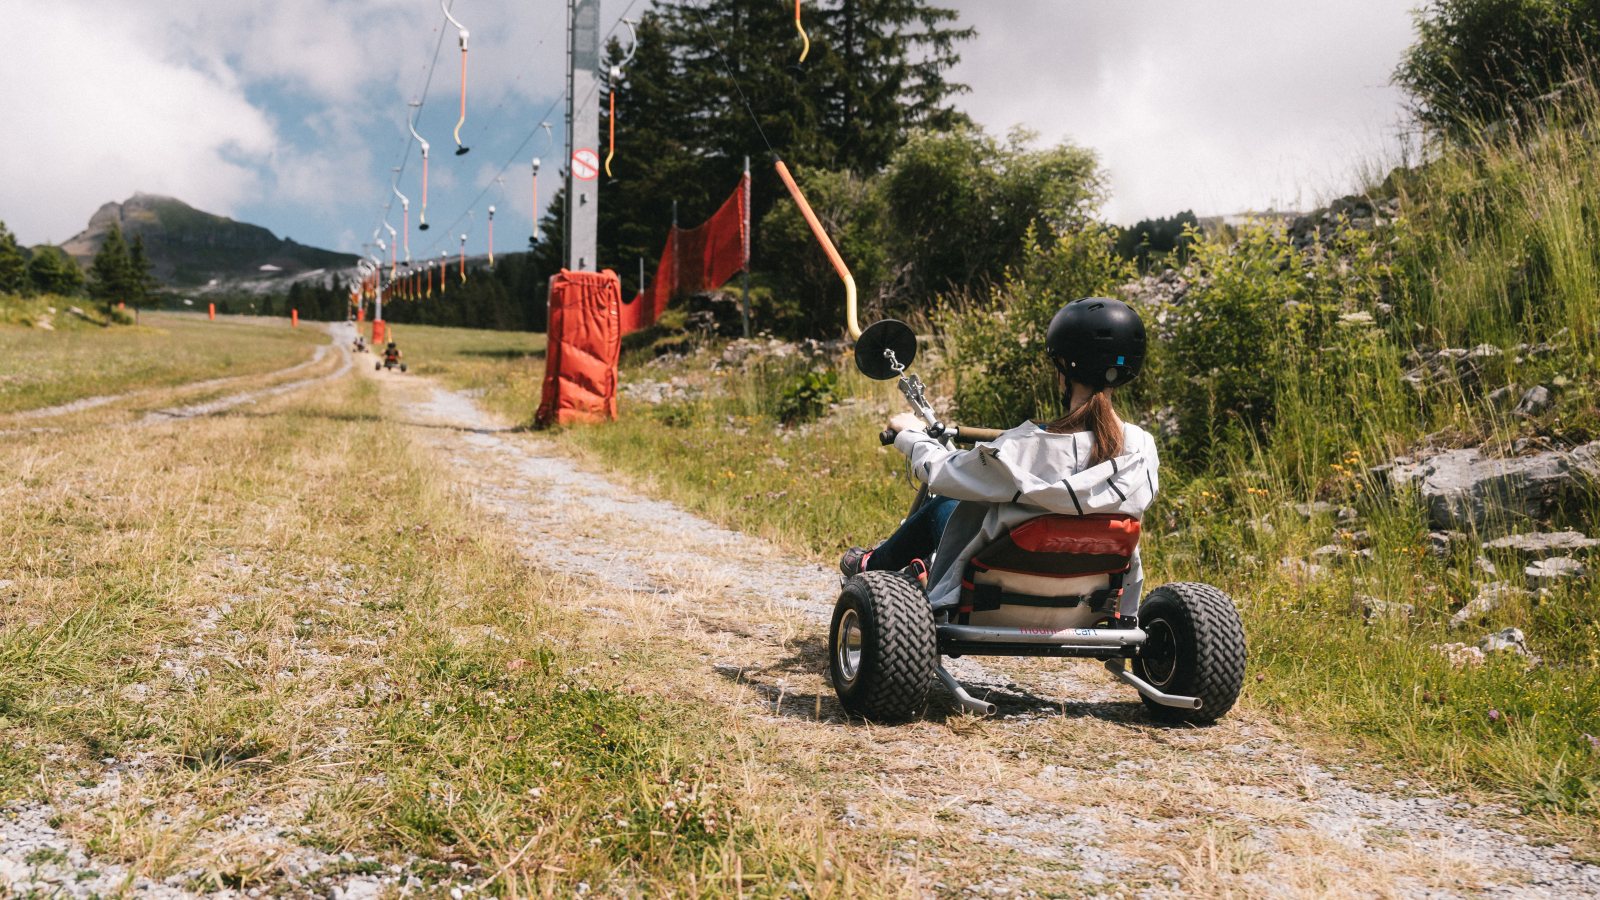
[377, 353, 406, 373]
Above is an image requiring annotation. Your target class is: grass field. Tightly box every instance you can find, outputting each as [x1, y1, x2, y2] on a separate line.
[0, 318, 895, 898]
[383, 322, 546, 423]
[0, 301, 326, 415]
[499, 335, 1600, 850]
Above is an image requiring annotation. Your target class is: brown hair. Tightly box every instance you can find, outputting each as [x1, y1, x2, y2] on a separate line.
[1045, 387, 1123, 465]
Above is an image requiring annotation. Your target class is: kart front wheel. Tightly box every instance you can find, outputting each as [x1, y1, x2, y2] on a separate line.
[1134, 582, 1247, 724]
[828, 571, 936, 722]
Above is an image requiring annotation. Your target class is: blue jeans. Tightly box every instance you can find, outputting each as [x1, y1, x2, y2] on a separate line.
[864, 495, 959, 572]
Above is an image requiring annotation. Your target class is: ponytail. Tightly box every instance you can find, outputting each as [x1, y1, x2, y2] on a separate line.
[1045, 388, 1123, 465]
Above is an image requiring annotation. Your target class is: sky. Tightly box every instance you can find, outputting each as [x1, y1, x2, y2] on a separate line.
[0, 1, 1421, 258]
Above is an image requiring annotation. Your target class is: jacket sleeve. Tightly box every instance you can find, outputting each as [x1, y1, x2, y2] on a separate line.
[893, 430, 1021, 502]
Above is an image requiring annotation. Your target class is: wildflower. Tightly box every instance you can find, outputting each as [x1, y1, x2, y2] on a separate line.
[1488, 709, 1500, 722]
[1585, 734, 1600, 752]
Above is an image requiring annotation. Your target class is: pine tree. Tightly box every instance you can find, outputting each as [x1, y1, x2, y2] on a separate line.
[0, 222, 25, 295]
[127, 234, 161, 310]
[89, 223, 134, 312]
[25, 246, 85, 296]
[544, 0, 971, 285]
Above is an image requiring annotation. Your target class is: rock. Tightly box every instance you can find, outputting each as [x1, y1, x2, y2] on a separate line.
[1450, 581, 1528, 629]
[1279, 557, 1325, 580]
[1359, 596, 1415, 622]
[1478, 627, 1531, 658]
[1482, 530, 1600, 557]
[1429, 531, 1468, 558]
[1292, 501, 1335, 518]
[1487, 384, 1520, 409]
[685, 290, 744, 337]
[1382, 442, 1600, 533]
[1513, 385, 1552, 417]
[1475, 556, 1498, 576]
[1525, 556, 1586, 589]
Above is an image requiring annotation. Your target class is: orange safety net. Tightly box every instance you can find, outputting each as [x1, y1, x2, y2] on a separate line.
[537, 269, 622, 427]
[621, 173, 750, 334]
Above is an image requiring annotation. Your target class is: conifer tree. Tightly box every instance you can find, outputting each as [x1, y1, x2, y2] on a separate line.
[26, 246, 85, 296]
[89, 222, 134, 312]
[0, 222, 25, 295]
[127, 233, 161, 321]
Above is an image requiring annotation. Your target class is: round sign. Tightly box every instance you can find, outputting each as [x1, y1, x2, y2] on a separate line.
[572, 148, 599, 180]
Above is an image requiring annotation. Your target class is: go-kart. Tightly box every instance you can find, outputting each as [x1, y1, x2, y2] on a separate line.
[829, 319, 1247, 723]
[376, 353, 406, 373]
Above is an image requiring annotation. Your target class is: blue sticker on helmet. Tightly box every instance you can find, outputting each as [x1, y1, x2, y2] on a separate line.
[1117, 356, 1124, 365]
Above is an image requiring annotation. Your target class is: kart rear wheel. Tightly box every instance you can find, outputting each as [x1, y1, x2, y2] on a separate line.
[375, 362, 381, 371]
[400, 363, 407, 372]
[1134, 582, 1246, 724]
[829, 571, 936, 722]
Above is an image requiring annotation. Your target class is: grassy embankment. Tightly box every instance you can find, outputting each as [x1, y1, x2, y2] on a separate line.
[0, 299, 327, 415]
[415, 126, 1600, 840]
[0, 317, 900, 898]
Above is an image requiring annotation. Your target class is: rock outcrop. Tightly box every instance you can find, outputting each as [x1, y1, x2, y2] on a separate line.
[1374, 442, 1600, 533]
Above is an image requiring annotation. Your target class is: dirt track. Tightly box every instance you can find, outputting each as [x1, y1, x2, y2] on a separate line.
[377, 366, 1600, 900]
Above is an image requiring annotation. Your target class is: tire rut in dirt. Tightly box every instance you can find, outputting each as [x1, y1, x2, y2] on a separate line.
[1134, 581, 1247, 724]
[829, 571, 937, 722]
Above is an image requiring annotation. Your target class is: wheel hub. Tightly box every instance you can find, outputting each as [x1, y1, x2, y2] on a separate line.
[836, 608, 863, 684]
[1142, 617, 1178, 687]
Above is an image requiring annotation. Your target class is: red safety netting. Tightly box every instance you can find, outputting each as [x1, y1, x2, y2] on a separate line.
[620, 173, 751, 334]
[537, 269, 622, 427]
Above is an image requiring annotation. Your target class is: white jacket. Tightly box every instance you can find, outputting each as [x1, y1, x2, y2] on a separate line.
[892, 421, 1161, 615]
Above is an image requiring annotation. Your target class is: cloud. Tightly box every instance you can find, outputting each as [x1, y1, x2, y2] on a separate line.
[0, 3, 276, 245]
[946, 1, 1420, 224]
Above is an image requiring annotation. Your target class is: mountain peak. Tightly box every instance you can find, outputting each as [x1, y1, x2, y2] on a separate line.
[61, 195, 356, 287]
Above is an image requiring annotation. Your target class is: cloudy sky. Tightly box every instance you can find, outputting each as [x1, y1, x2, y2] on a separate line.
[0, 1, 1420, 257]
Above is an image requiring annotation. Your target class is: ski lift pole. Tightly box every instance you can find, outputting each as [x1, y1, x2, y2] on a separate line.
[605, 20, 637, 179]
[409, 102, 430, 230]
[795, 0, 810, 63]
[393, 173, 411, 263]
[443, 0, 470, 155]
[773, 155, 859, 339]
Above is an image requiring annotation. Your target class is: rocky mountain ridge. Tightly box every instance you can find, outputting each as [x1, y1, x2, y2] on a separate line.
[60, 194, 358, 289]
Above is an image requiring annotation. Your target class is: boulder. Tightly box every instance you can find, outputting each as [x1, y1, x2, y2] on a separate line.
[685, 290, 745, 337]
[1482, 530, 1600, 557]
[1450, 581, 1528, 629]
[1359, 596, 1415, 622]
[1429, 531, 1468, 558]
[1525, 556, 1586, 589]
[1478, 627, 1532, 659]
[1486, 384, 1520, 409]
[1513, 385, 1552, 417]
[1381, 442, 1600, 533]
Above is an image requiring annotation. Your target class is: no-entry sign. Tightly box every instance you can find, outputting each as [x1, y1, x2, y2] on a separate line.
[572, 148, 599, 181]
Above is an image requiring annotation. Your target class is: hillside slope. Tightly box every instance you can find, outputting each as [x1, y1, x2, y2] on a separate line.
[60, 193, 357, 287]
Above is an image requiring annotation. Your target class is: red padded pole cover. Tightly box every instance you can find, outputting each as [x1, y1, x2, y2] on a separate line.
[537, 269, 622, 427]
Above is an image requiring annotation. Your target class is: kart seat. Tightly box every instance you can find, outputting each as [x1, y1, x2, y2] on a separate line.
[958, 513, 1140, 628]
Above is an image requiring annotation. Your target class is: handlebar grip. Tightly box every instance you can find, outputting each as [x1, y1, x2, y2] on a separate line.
[954, 426, 1005, 443]
[879, 429, 897, 446]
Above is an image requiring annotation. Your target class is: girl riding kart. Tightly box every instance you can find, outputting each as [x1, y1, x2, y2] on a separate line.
[830, 299, 1245, 723]
[841, 297, 1157, 619]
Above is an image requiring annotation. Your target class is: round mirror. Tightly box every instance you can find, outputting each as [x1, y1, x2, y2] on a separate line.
[854, 318, 917, 381]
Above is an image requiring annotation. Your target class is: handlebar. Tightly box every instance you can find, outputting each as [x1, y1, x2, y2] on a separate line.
[879, 425, 1006, 446]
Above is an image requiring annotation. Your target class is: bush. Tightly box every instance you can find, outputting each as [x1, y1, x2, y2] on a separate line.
[937, 226, 1133, 430]
[776, 369, 841, 424]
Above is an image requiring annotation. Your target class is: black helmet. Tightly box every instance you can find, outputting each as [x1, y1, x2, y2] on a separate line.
[1045, 297, 1146, 390]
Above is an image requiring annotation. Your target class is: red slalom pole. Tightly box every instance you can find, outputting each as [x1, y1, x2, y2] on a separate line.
[292, 309, 299, 327]
[208, 303, 215, 321]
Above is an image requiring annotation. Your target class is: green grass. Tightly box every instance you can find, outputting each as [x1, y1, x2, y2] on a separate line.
[385, 322, 547, 422]
[0, 346, 879, 898]
[0, 300, 326, 414]
[527, 337, 1600, 839]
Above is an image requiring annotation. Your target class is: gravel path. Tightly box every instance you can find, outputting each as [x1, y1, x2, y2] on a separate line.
[392, 379, 1600, 900]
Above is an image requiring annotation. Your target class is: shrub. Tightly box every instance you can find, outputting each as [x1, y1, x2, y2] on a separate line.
[776, 369, 841, 424]
[936, 226, 1133, 430]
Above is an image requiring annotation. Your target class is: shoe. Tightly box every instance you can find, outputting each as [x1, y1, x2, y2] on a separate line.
[839, 546, 870, 577]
